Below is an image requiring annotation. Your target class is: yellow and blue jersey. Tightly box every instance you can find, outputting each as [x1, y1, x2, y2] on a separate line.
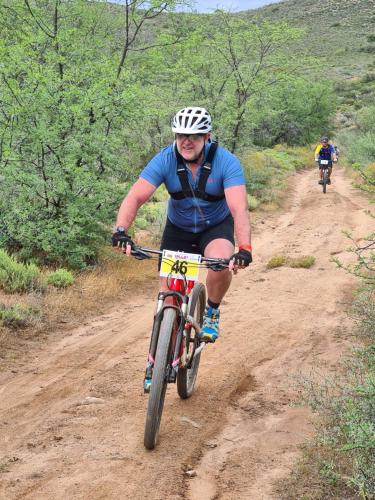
[315, 143, 335, 161]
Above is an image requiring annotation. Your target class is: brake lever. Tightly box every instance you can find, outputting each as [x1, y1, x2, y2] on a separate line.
[131, 248, 151, 260]
[208, 261, 230, 272]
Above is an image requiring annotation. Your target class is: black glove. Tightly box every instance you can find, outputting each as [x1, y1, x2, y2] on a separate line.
[231, 248, 252, 267]
[112, 226, 134, 249]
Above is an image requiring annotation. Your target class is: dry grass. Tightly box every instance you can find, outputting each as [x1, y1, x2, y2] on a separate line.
[0, 246, 159, 370]
[42, 252, 158, 328]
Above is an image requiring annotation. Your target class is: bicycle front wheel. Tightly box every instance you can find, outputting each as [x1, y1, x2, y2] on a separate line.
[177, 282, 206, 399]
[322, 170, 327, 193]
[144, 308, 176, 450]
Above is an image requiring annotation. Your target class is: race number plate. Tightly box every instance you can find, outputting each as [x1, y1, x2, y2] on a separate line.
[320, 159, 329, 165]
[160, 250, 201, 281]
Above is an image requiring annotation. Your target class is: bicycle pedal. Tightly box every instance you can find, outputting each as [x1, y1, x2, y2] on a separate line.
[144, 378, 152, 393]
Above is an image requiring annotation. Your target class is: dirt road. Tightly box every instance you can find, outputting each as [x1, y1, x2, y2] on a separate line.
[0, 167, 373, 500]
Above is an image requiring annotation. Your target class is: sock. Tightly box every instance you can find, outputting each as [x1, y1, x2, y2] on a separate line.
[207, 299, 220, 310]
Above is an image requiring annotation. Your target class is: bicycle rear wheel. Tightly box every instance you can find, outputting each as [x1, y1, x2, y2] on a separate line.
[144, 308, 176, 450]
[177, 282, 206, 399]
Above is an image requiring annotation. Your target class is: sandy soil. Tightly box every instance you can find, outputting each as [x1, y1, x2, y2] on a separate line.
[0, 166, 373, 500]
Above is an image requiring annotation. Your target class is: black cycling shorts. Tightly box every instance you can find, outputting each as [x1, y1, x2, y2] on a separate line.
[160, 215, 235, 257]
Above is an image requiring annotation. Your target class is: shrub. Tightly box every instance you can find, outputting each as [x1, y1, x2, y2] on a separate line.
[247, 195, 260, 211]
[293, 230, 375, 498]
[47, 268, 74, 288]
[134, 217, 148, 230]
[0, 250, 45, 293]
[242, 146, 310, 208]
[267, 255, 286, 269]
[288, 255, 315, 268]
[0, 304, 37, 328]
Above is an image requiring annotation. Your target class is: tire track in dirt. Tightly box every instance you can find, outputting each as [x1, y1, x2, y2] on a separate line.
[0, 166, 373, 500]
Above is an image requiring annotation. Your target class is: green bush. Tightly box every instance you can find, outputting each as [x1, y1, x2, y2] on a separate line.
[266, 255, 315, 269]
[47, 268, 74, 288]
[247, 195, 260, 211]
[267, 255, 286, 269]
[0, 304, 37, 328]
[0, 250, 45, 293]
[288, 255, 315, 268]
[134, 217, 148, 230]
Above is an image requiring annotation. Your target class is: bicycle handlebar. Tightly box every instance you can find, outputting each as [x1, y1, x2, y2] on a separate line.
[130, 245, 230, 271]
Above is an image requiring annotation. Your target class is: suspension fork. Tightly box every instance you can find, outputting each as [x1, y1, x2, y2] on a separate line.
[144, 289, 184, 381]
[170, 295, 189, 375]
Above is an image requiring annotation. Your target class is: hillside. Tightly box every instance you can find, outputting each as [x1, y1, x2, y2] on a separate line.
[247, 0, 375, 114]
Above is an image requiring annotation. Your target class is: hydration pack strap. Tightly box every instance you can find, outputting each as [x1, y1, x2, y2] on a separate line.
[170, 142, 224, 202]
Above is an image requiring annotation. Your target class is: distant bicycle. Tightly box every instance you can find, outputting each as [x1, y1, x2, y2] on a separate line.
[129, 245, 230, 450]
[318, 159, 331, 194]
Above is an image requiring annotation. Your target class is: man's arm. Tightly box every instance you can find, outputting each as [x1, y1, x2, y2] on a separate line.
[115, 178, 157, 231]
[224, 185, 251, 247]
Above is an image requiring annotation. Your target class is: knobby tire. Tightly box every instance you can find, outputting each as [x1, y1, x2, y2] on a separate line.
[177, 282, 206, 399]
[144, 308, 176, 450]
[323, 169, 327, 194]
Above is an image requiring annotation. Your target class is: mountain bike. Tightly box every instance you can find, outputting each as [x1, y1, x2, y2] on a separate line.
[129, 245, 229, 450]
[319, 159, 331, 194]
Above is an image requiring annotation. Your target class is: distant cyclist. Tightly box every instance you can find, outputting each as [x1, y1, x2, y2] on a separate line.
[112, 107, 252, 343]
[314, 136, 337, 185]
[334, 144, 340, 161]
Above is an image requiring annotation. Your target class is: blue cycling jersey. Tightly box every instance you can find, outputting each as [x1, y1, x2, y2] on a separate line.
[140, 142, 245, 233]
[315, 143, 335, 161]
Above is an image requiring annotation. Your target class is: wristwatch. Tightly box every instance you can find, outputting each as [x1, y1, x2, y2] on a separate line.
[116, 226, 126, 233]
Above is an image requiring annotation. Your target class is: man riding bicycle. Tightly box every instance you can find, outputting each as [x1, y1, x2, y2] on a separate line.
[112, 107, 252, 343]
[314, 136, 337, 185]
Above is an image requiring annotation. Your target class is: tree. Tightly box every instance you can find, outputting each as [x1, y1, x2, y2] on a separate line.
[0, 0, 184, 267]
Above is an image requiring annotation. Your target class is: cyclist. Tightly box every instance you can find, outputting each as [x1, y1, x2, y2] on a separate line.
[112, 107, 252, 343]
[314, 136, 337, 185]
[334, 144, 340, 161]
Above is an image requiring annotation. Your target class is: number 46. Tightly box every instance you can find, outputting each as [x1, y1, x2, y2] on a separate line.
[171, 260, 188, 275]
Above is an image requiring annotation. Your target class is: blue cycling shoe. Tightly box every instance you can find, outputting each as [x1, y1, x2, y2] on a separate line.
[144, 378, 152, 393]
[200, 306, 220, 343]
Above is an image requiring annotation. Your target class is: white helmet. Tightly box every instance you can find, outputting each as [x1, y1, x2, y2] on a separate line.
[172, 107, 212, 134]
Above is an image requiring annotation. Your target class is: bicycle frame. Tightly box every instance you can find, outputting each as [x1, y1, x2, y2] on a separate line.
[144, 276, 200, 387]
[130, 245, 229, 448]
[129, 245, 228, 395]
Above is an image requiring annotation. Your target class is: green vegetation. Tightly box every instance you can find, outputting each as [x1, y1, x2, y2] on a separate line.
[0, 304, 37, 329]
[0, 250, 45, 293]
[267, 255, 287, 269]
[243, 145, 313, 207]
[47, 269, 74, 288]
[289, 255, 316, 269]
[0, 1, 336, 267]
[286, 233, 375, 499]
[266, 254, 315, 269]
[336, 106, 375, 193]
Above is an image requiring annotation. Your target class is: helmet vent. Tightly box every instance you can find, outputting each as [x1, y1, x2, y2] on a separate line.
[172, 107, 212, 134]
